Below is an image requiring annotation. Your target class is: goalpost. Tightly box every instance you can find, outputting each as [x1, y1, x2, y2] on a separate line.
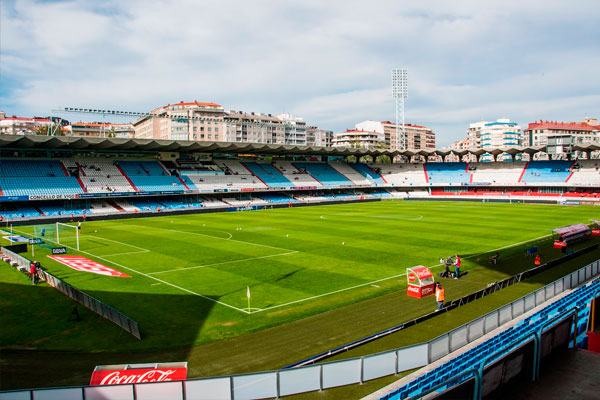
[56, 222, 80, 251]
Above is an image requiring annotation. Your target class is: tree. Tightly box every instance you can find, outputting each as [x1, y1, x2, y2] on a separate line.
[34, 124, 65, 136]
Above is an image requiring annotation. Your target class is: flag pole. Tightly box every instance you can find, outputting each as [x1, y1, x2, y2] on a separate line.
[246, 286, 251, 313]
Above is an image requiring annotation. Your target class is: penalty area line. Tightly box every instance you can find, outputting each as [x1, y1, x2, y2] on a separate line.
[12, 228, 251, 314]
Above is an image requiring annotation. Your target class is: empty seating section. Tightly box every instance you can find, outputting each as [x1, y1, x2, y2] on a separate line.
[329, 162, 371, 186]
[183, 173, 267, 191]
[0, 159, 67, 177]
[0, 159, 83, 196]
[425, 162, 470, 184]
[293, 162, 353, 187]
[62, 159, 136, 193]
[0, 206, 41, 219]
[521, 161, 572, 183]
[258, 193, 298, 204]
[118, 160, 187, 192]
[381, 279, 600, 400]
[349, 163, 386, 185]
[272, 161, 322, 187]
[564, 159, 600, 185]
[470, 162, 526, 184]
[242, 162, 292, 188]
[127, 199, 166, 211]
[377, 163, 427, 186]
[215, 160, 251, 175]
[37, 205, 88, 216]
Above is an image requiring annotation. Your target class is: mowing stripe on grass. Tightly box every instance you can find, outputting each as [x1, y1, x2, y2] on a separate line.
[148, 251, 299, 275]
[105, 223, 297, 253]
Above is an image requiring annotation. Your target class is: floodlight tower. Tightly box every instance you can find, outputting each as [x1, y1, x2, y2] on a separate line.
[391, 68, 408, 151]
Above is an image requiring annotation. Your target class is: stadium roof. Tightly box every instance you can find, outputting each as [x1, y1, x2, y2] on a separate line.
[1, 134, 599, 158]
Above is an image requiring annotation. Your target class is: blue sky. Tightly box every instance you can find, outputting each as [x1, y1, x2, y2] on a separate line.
[1, 0, 599, 146]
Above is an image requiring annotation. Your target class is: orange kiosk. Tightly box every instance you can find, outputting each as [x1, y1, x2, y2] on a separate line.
[406, 266, 435, 298]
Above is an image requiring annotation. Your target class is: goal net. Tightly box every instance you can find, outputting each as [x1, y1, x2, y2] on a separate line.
[56, 222, 80, 250]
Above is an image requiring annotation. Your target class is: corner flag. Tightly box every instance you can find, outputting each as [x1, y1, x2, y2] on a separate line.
[246, 286, 251, 313]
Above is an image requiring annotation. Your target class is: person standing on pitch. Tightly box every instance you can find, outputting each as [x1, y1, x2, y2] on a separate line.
[435, 283, 445, 310]
[454, 254, 461, 279]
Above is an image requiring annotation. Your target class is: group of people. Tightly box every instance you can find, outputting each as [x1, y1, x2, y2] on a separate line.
[440, 254, 461, 279]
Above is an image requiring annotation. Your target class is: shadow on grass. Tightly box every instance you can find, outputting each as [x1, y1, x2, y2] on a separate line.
[0, 278, 218, 390]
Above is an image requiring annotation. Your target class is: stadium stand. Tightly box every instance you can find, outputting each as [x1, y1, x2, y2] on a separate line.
[329, 162, 372, 186]
[379, 279, 600, 400]
[117, 160, 189, 192]
[271, 160, 323, 187]
[377, 163, 428, 186]
[349, 163, 387, 185]
[242, 162, 292, 188]
[470, 161, 527, 185]
[520, 160, 573, 183]
[293, 162, 354, 187]
[425, 162, 471, 185]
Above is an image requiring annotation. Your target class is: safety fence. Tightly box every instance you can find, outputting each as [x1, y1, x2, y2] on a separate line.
[1, 246, 141, 340]
[1, 260, 597, 400]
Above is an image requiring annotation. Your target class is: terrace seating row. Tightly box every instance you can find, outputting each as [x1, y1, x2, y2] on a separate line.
[376, 163, 428, 186]
[425, 162, 471, 184]
[0, 159, 67, 177]
[271, 161, 323, 187]
[349, 163, 387, 185]
[381, 279, 600, 400]
[242, 162, 292, 188]
[521, 160, 572, 183]
[293, 162, 353, 187]
[329, 162, 372, 186]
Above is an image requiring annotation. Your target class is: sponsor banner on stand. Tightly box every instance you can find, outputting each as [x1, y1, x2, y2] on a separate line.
[48, 255, 130, 277]
[90, 363, 188, 385]
[29, 194, 78, 200]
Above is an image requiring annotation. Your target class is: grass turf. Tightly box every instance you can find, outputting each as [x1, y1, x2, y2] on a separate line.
[1, 200, 599, 390]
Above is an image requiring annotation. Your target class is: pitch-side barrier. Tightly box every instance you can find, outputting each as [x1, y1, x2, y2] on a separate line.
[1, 259, 597, 400]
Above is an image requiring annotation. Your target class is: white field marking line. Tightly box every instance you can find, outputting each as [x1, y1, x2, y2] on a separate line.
[251, 233, 555, 313]
[151, 282, 162, 286]
[109, 224, 296, 253]
[12, 228, 250, 314]
[149, 251, 299, 275]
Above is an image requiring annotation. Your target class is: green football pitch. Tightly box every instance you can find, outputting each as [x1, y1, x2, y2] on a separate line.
[2, 200, 599, 353]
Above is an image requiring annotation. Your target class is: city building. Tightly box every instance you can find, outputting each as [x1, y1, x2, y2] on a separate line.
[524, 118, 599, 147]
[450, 138, 469, 151]
[480, 119, 522, 161]
[223, 111, 285, 144]
[332, 129, 385, 149]
[133, 101, 226, 141]
[354, 120, 435, 150]
[0, 115, 51, 135]
[306, 126, 333, 147]
[466, 121, 488, 149]
[277, 113, 307, 145]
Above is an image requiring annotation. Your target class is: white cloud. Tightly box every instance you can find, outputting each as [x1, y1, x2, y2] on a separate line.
[1, 0, 599, 146]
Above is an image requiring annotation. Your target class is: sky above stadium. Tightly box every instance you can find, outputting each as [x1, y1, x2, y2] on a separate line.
[1, 0, 599, 146]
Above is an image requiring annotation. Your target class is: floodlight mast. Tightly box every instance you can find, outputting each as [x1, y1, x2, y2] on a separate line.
[391, 68, 408, 152]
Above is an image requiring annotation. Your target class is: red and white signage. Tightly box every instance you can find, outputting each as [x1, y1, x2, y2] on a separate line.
[48, 255, 130, 277]
[406, 266, 435, 299]
[90, 363, 187, 385]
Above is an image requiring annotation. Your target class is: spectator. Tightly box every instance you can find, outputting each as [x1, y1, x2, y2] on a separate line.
[435, 283, 445, 310]
[454, 254, 461, 279]
[489, 252, 499, 265]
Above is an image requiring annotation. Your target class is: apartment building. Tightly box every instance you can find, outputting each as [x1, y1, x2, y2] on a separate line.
[306, 126, 333, 147]
[354, 120, 435, 150]
[523, 118, 599, 147]
[0, 115, 51, 135]
[332, 129, 385, 149]
[133, 101, 226, 141]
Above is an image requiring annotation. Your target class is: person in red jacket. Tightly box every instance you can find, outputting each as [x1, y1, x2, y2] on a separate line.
[534, 254, 541, 266]
[454, 254, 461, 279]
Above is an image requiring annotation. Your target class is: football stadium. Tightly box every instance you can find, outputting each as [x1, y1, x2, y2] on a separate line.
[1, 135, 600, 399]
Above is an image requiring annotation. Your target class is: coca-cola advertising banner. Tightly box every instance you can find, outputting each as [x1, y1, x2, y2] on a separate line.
[90, 363, 187, 385]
